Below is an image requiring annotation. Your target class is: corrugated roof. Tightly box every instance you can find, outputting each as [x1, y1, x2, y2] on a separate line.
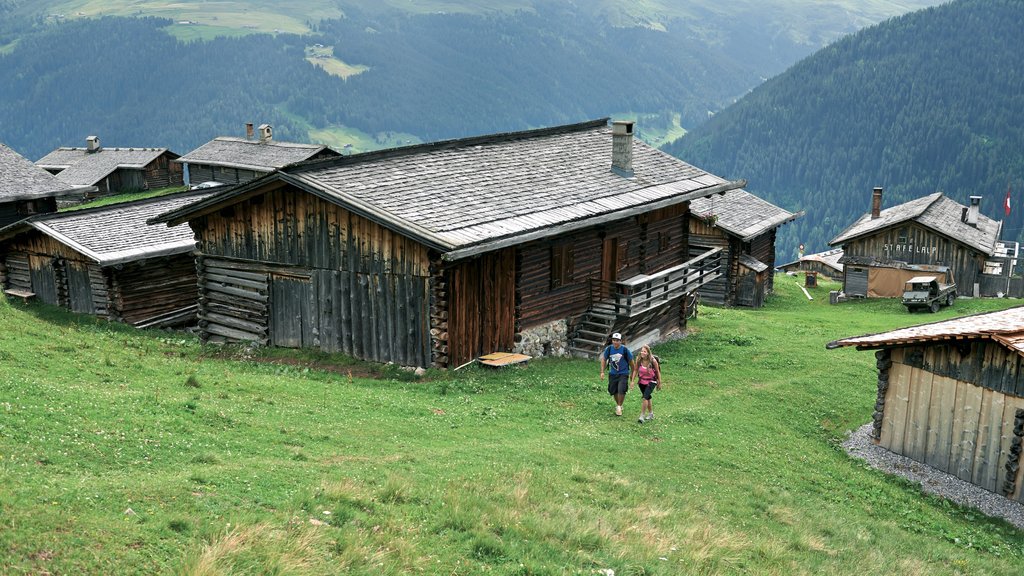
[36, 147, 175, 187]
[829, 192, 1001, 255]
[0, 191, 216, 266]
[690, 188, 799, 241]
[827, 305, 1024, 357]
[177, 137, 334, 171]
[1, 143, 89, 201]
[154, 119, 746, 261]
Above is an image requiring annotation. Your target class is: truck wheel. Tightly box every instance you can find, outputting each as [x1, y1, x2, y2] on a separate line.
[947, 293, 956, 306]
[930, 301, 940, 313]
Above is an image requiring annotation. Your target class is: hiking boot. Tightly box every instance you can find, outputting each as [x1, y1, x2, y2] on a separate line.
[637, 416, 645, 424]
[646, 412, 654, 421]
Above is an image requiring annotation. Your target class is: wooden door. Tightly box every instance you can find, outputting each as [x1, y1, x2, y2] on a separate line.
[447, 249, 516, 367]
[270, 273, 319, 348]
[29, 255, 59, 305]
[602, 236, 620, 283]
[65, 261, 95, 314]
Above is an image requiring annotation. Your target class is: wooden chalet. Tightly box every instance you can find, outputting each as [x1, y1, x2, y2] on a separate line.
[777, 248, 844, 281]
[36, 136, 183, 199]
[152, 119, 748, 368]
[830, 187, 1009, 298]
[828, 307, 1024, 503]
[176, 124, 339, 187]
[0, 190, 216, 326]
[1, 143, 94, 228]
[688, 189, 800, 307]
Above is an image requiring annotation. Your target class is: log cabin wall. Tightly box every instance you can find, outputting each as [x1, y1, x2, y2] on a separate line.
[842, 222, 986, 290]
[516, 205, 688, 331]
[879, 343, 1024, 501]
[191, 185, 432, 366]
[750, 231, 777, 294]
[110, 255, 197, 325]
[143, 155, 184, 189]
[188, 164, 262, 185]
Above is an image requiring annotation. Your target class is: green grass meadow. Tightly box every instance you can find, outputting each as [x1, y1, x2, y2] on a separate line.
[2, 275, 1023, 574]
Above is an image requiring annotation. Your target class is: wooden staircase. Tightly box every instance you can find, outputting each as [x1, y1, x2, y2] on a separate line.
[568, 247, 723, 358]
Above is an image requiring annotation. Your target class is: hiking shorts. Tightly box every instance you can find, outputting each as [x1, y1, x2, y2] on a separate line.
[638, 382, 657, 400]
[607, 373, 629, 396]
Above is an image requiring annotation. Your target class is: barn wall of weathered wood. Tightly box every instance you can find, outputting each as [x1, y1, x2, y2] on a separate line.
[0, 202, 22, 228]
[842, 222, 986, 292]
[188, 165, 263, 185]
[191, 185, 432, 366]
[143, 156, 183, 188]
[880, 344, 1024, 501]
[751, 231, 776, 295]
[111, 255, 198, 325]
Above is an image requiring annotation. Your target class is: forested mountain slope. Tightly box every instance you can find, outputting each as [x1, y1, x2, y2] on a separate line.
[0, 1, 940, 160]
[666, 0, 1024, 262]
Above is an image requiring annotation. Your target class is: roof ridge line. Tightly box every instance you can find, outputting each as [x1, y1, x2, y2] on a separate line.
[33, 189, 213, 221]
[287, 118, 611, 173]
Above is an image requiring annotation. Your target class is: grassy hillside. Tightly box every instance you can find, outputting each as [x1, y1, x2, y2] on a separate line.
[2, 278, 1023, 574]
[665, 0, 1024, 262]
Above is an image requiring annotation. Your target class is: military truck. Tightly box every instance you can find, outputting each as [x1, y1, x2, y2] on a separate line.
[902, 276, 957, 313]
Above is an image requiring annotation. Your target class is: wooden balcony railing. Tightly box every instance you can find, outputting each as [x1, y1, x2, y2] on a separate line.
[588, 247, 723, 317]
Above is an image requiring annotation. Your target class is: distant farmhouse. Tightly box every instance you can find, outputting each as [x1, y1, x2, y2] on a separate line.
[777, 248, 844, 281]
[36, 136, 183, 200]
[688, 189, 800, 307]
[0, 143, 94, 228]
[176, 123, 339, 187]
[153, 119, 761, 368]
[829, 307, 1024, 504]
[0, 190, 215, 326]
[830, 188, 1016, 298]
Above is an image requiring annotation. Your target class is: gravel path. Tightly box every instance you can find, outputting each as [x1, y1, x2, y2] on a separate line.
[843, 423, 1024, 530]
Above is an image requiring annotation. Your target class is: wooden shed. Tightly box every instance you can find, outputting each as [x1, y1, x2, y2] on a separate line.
[36, 137, 183, 200]
[0, 190, 215, 326]
[152, 119, 747, 368]
[1, 143, 93, 228]
[830, 188, 1011, 298]
[176, 124, 339, 187]
[688, 189, 800, 307]
[828, 307, 1024, 503]
[777, 248, 844, 281]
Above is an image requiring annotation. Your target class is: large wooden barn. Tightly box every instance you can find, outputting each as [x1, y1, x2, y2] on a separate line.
[829, 188, 1009, 298]
[153, 119, 748, 368]
[687, 189, 799, 307]
[176, 124, 339, 187]
[2, 143, 94, 228]
[0, 190, 215, 326]
[36, 137, 183, 199]
[828, 307, 1024, 503]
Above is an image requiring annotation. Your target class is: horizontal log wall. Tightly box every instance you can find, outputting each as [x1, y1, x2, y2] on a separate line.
[111, 254, 199, 326]
[751, 231, 777, 295]
[197, 256, 270, 345]
[842, 222, 985, 291]
[517, 205, 688, 330]
[881, 344, 1024, 500]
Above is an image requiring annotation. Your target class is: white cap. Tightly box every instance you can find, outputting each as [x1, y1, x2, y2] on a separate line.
[611, 332, 622, 340]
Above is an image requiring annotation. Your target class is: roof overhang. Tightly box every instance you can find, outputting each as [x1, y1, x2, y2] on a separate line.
[176, 158, 276, 172]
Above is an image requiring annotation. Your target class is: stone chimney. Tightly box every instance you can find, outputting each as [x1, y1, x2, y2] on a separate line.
[258, 124, 273, 143]
[246, 122, 254, 140]
[870, 187, 883, 219]
[611, 120, 634, 177]
[967, 196, 981, 227]
[86, 136, 101, 153]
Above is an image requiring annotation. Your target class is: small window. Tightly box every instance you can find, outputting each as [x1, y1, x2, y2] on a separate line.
[550, 243, 574, 289]
[658, 232, 670, 253]
[897, 227, 908, 244]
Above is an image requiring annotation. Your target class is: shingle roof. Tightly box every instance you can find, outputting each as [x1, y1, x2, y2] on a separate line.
[1, 143, 90, 201]
[0, 191, 216, 266]
[153, 119, 747, 261]
[690, 188, 799, 241]
[738, 253, 768, 273]
[36, 147, 175, 187]
[829, 192, 1001, 255]
[177, 137, 333, 172]
[827, 305, 1024, 358]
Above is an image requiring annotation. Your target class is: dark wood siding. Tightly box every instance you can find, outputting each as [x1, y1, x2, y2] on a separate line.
[516, 205, 688, 330]
[447, 248, 516, 367]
